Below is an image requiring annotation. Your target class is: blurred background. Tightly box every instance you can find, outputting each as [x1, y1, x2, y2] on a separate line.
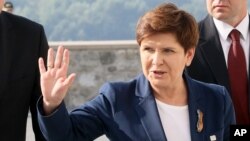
[7, 0, 226, 41]
[4, 0, 250, 140]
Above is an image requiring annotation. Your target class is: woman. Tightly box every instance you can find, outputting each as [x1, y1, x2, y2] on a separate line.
[37, 3, 235, 141]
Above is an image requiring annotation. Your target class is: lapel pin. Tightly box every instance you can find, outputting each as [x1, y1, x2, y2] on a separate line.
[196, 109, 203, 132]
[210, 135, 216, 141]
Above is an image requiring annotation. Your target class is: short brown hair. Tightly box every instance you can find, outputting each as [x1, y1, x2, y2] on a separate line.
[136, 3, 199, 52]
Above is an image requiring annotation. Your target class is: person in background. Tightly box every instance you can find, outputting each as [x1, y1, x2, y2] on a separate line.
[37, 3, 235, 141]
[2, 1, 13, 13]
[187, 0, 250, 124]
[0, 0, 48, 140]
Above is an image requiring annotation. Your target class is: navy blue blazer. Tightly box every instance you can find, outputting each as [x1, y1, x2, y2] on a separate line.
[38, 73, 235, 141]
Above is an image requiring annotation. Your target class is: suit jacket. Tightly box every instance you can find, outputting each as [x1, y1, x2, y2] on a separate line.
[38, 73, 235, 141]
[0, 11, 48, 141]
[186, 15, 250, 114]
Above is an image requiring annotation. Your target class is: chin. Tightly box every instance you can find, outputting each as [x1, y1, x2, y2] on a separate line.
[213, 13, 229, 20]
[150, 79, 167, 88]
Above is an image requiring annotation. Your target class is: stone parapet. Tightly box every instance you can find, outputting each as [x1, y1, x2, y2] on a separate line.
[49, 40, 141, 110]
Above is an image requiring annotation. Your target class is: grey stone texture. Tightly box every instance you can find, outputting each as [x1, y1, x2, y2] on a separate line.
[50, 40, 141, 110]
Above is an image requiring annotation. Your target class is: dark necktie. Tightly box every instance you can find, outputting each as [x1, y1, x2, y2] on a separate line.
[228, 29, 250, 124]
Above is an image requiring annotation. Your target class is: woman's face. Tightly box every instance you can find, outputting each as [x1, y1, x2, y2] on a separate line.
[140, 33, 194, 90]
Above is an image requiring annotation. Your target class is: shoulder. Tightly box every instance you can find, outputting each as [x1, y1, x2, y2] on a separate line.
[184, 73, 227, 95]
[2, 11, 44, 30]
[99, 76, 138, 96]
[198, 15, 214, 33]
[187, 75, 229, 99]
[193, 79, 227, 94]
[98, 74, 146, 100]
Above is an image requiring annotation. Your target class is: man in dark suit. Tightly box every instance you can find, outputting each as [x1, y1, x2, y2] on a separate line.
[187, 0, 250, 124]
[0, 0, 48, 140]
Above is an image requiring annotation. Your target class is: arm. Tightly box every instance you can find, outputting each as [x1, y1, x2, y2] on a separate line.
[38, 46, 113, 140]
[37, 94, 107, 141]
[37, 46, 76, 140]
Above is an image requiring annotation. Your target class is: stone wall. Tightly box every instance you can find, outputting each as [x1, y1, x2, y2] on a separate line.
[49, 40, 141, 110]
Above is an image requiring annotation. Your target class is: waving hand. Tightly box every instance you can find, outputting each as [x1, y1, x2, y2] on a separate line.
[39, 46, 76, 114]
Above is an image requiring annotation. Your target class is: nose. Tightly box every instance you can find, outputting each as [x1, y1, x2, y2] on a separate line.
[152, 52, 164, 66]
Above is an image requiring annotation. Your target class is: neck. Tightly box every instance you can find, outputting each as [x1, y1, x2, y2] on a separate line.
[227, 11, 247, 27]
[153, 79, 188, 106]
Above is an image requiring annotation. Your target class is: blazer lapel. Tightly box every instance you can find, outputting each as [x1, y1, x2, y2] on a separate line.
[185, 74, 206, 141]
[134, 74, 208, 141]
[135, 75, 167, 141]
[199, 16, 230, 91]
[0, 12, 13, 98]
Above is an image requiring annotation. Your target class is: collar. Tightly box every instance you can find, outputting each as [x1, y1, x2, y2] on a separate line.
[213, 13, 249, 41]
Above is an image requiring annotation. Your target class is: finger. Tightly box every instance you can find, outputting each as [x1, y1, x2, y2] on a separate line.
[38, 58, 46, 74]
[47, 48, 54, 70]
[54, 46, 64, 69]
[61, 49, 70, 72]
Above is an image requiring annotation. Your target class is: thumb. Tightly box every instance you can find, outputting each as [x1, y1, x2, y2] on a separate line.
[64, 73, 76, 88]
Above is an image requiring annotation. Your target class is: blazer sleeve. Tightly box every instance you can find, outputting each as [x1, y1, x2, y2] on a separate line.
[37, 93, 111, 141]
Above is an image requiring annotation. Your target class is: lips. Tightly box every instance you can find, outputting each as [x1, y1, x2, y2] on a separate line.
[150, 70, 166, 77]
[214, 5, 227, 8]
[213, 4, 228, 8]
[153, 71, 165, 75]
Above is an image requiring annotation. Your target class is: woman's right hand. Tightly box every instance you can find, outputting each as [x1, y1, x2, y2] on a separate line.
[38, 46, 76, 115]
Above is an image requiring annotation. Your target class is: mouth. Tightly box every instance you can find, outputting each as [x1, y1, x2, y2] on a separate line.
[212, 5, 229, 13]
[213, 4, 228, 9]
[153, 71, 165, 75]
[150, 70, 166, 78]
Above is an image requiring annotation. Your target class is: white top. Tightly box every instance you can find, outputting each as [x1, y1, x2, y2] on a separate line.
[213, 13, 250, 74]
[156, 99, 191, 141]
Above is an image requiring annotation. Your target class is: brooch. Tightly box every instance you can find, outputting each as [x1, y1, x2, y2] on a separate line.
[197, 109, 203, 132]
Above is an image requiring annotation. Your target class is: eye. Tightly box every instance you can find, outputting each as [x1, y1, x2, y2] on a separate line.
[143, 47, 154, 53]
[163, 48, 175, 54]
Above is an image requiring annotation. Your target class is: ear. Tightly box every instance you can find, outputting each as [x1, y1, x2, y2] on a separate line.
[185, 47, 195, 67]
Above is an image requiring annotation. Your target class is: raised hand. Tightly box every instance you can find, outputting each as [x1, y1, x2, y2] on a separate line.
[39, 46, 76, 115]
